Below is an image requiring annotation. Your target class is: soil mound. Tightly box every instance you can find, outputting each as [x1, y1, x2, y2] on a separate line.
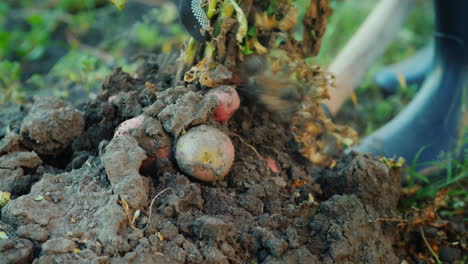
[0, 57, 402, 264]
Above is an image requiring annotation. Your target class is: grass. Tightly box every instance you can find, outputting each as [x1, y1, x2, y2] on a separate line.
[402, 149, 467, 207]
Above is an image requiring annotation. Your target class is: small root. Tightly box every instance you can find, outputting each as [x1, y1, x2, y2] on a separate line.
[419, 225, 442, 264]
[368, 218, 409, 223]
[146, 187, 175, 229]
[231, 132, 262, 159]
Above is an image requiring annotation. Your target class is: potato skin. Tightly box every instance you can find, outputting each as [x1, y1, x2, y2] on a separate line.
[207, 86, 240, 123]
[114, 115, 171, 173]
[175, 125, 235, 182]
[114, 115, 145, 137]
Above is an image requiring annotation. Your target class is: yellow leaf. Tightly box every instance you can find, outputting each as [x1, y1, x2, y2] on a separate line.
[379, 157, 406, 168]
[110, 0, 126, 11]
[156, 232, 164, 241]
[0, 231, 9, 240]
[230, 0, 247, 43]
[0, 192, 11, 208]
[69, 72, 78, 82]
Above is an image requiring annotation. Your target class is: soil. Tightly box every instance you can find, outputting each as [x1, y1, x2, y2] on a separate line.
[0, 53, 406, 264]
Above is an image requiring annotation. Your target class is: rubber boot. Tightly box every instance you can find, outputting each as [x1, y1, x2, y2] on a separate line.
[375, 41, 434, 94]
[351, 0, 467, 170]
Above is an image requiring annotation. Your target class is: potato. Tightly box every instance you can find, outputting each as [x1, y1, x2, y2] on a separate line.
[175, 125, 235, 182]
[207, 86, 240, 122]
[114, 115, 171, 174]
[114, 115, 145, 137]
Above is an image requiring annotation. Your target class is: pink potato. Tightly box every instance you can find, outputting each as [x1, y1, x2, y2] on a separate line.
[175, 125, 235, 182]
[207, 86, 240, 122]
[261, 156, 280, 173]
[107, 95, 117, 103]
[113, 115, 171, 173]
[114, 115, 145, 137]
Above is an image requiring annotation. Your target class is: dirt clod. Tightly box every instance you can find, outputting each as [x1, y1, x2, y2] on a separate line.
[0, 151, 42, 170]
[2, 195, 62, 227]
[310, 194, 400, 263]
[20, 97, 85, 155]
[192, 216, 234, 241]
[439, 246, 462, 262]
[0, 61, 404, 263]
[317, 153, 401, 217]
[158, 91, 217, 136]
[17, 224, 49, 242]
[201, 246, 229, 264]
[101, 136, 149, 208]
[0, 238, 33, 264]
[42, 237, 76, 254]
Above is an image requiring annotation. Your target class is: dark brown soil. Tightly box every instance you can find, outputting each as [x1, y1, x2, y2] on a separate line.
[0, 54, 404, 264]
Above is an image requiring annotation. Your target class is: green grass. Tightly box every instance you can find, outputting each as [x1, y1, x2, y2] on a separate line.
[399, 149, 467, 216]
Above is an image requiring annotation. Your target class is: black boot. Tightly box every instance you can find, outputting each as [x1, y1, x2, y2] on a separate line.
[351, 0, 467, 170]
[375, 41, 434, 94]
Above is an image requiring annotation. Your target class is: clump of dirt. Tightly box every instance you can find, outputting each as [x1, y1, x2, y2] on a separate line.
[0, 55, 403, 263]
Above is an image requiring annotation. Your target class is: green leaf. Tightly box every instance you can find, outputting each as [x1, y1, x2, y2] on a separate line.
[26, 14, 44, 26]
[247, 26, 257, 38]
[27, 46, 46, 61]
[267, 0, 277, 16]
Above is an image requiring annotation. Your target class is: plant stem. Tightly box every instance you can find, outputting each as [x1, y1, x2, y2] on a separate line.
[184, 38, 199, 65]
[204, 41, 216, 66]
[213, 1, 235, 36]
[207, 0, 219, 19]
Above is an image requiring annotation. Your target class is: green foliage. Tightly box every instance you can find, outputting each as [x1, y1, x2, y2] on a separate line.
[135, 23, 162, 50]
[49, 50, 110, 97]
[55, 0, 103, 12]
[0, 10, 61, 61]
[0, 60, 24, 103]
[68, 10, 97, 34]
[0, 0, 124, 103]
[133, 5, 184, 52]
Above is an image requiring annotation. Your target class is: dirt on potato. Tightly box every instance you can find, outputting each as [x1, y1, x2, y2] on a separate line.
[0, 54, 404, 264]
